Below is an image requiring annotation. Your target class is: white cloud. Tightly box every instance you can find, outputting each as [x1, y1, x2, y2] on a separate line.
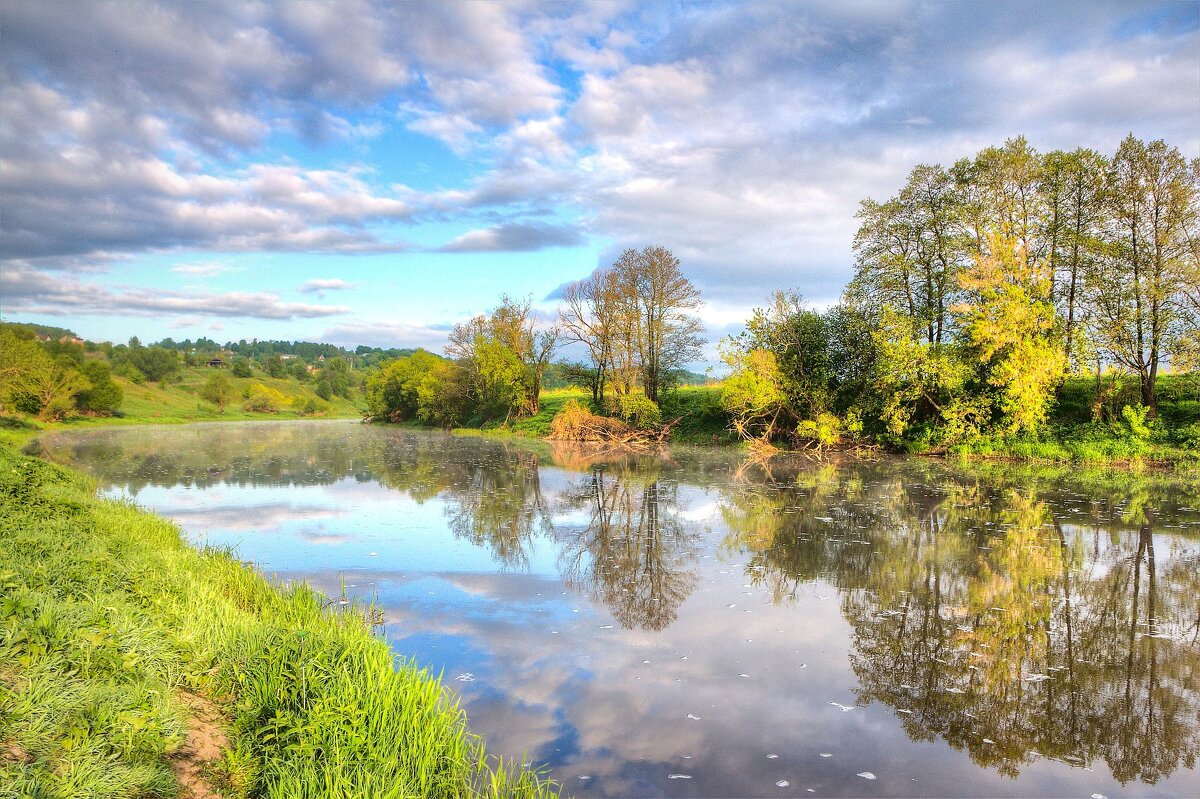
[172, 261, 232, 277]
[321, 319, 454, 352]
[3, 263, 350, 320]
[299, 278, 355, 293]
[2, 0, 1196, 348]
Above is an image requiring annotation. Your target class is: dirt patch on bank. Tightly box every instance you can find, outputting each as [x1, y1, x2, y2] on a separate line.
[169, 690, 230, 799]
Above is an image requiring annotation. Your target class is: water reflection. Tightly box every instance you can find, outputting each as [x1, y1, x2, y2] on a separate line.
[555, 465, 700, 631]
[718, 462, 1200, 783]
[33, 422, 1200, 795]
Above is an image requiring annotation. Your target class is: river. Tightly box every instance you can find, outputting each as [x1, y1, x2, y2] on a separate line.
[32, 420, 1200, 798]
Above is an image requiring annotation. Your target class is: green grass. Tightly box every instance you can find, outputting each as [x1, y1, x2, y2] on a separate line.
[0, 443, 559, 799]
[110, 366, 364, 424]
[659, 386, 734, 444]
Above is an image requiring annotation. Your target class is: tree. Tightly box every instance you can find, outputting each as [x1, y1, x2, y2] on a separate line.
[365, 350, 458, 425]
[29, 359, 88, 421]
[559, 269, 618, 405]
[850, 164, 965, 344]
[447, 296, 557, 420]
[0, 328, 50, 412]
[231, 357, 252, 378]
[1088, 136, 1198, 416]
[578, 246, 706, 404]
[198, 373, 234, 412]
[1041, 148, 1108, 367]
[954, 234, 1068, 434]
[76, 361, 123, 415]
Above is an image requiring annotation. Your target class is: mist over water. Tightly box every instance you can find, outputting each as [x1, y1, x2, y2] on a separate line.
[35, 421, 1200, 798]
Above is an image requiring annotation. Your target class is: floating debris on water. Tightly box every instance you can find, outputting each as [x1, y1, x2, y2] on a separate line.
[687, 713, 701, 720]
[776, 780, 790, 787]
[857, 771, 876, 780]
[1024, 673, 1051, 683]
[819, 752, 833, 758]
[829, 701, 855, 712]
[668, 774, 692, 780]
[767, 754, 779, 759]
[454, 673, 475, 682]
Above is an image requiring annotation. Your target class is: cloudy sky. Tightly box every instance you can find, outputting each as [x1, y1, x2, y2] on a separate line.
[1, 0, 1196, 360]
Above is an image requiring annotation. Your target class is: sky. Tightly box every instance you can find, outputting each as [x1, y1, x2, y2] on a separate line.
[1, 0, 1197, 365]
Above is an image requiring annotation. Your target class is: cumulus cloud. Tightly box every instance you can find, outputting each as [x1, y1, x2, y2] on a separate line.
[321, 319, 455, 352]
[3, 264, 350, 320]
[438, 222, 585, 253]
[1, 0, 1196, 344]
[172, 261, 232, 278]
[299, 278, 355, 293]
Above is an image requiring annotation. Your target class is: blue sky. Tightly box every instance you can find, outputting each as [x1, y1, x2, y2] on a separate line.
[1, 0, 1197, 363]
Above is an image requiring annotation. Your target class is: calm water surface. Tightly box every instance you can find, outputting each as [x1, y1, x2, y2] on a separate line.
[33, 421, 1200, 798]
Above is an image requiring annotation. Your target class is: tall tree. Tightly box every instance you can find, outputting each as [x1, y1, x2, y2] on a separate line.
[1088, 136, 1198, 415]
[851, 164, 964, 344]
[563, 247, 703, 404]
[1042, 148, 1108, 366]
[559, 269, 617, 405]
[447, 295, 557, 418]
[954, 234, 1067, 434]
[628, 246, 704, 402]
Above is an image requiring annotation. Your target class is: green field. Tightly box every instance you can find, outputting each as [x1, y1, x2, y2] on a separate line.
[109, 367, 364, 424]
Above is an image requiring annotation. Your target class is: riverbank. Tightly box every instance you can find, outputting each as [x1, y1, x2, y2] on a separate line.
[0, 441, 558, 798]
[444, 382, 1199, 469]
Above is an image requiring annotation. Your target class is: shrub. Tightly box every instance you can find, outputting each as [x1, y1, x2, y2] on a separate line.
[549, 399, 634, 441]
[292, 395, 330, 416]
[605, 393, 662, 430]
[242, 383, 289, 413]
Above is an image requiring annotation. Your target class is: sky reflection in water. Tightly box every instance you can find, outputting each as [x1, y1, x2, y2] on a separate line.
[34, 421, 1200, 798]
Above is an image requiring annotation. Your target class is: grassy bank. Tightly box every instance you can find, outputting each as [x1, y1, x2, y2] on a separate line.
[0, 443, 558, 799]
[108, 367, 364, 424]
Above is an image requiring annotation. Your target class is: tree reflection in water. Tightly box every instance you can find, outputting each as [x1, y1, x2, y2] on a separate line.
[720, 460, 1200, 783]
[552, 450, 700, 631]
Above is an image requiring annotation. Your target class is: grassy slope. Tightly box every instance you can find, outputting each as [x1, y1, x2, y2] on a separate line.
[109, 367, 363, 424]
[0, 443, 557, 799]
[0, 366, 365, 450]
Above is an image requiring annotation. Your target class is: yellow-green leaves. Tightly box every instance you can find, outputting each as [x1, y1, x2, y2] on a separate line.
[954, 234, 1067, 435]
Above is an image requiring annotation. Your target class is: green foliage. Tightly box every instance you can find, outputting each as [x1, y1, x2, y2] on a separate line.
[116, 343, 181, 384]
[870, 308, 983, 445]
[1120, 403, 1152, 442]
[954, 234, 1067, 434]
[198, 373, 235, 412]
[608, 393, 662, 430]
[720, 347, 788, 441]
[365, 350, 460, 427]
[230, 358, 252, 378]
[242, 383, 290, 413]
[291, 395, 330, 416]
[76, 361, 123, 415]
